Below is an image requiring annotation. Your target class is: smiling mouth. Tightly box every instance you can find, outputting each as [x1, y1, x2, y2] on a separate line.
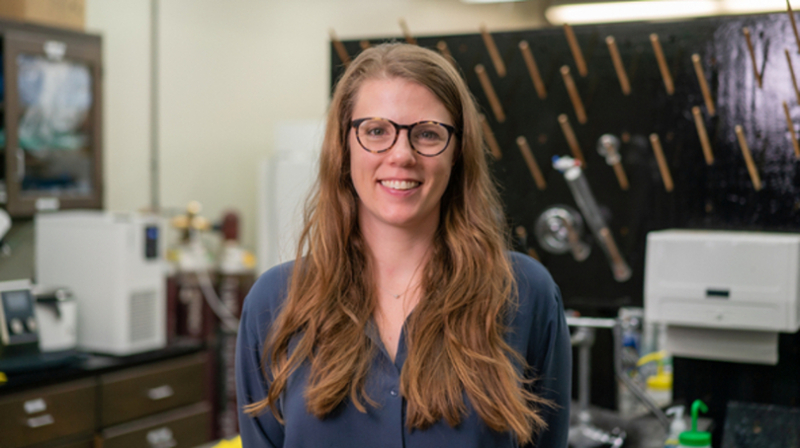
[380, 180, 421, 190]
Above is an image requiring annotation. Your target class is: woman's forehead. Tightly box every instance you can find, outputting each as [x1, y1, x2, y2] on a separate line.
[350, 77, 453, 125]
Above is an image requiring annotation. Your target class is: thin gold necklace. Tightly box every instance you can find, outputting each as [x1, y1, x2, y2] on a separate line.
[380, 257, 425, 299]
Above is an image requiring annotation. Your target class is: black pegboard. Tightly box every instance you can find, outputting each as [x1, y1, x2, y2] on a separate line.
[332, 12, 800, 445]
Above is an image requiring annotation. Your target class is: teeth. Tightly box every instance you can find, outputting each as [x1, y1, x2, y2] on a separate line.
[381, 180, 420, 190]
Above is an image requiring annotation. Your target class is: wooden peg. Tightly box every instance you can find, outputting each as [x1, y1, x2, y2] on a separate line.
[519, 41, 547, 99]
[516, 136, 547, 190]
[786, 49, 800, 104]
[359, 40, 371, 50]
[649, 134, 674, 192]
[606, 36, 631, 95]
[692, 54, 716, 116]
[399, 18, 416, 45]
[558, 114, 586, 166]
[742, 27, 763, 88]
[515, 226, 540, 260]
[480, 24, 506, 78]
[563, 23, 588, 77]
[692, 106, 714, 165]
[329, 29, 351, 66]
[479, 114, 503, 159]
[734, 125, 762, 191]
[475, 64, 505, 123]
[560, 66, 587, 124]
[788, 0, 800, 54]
[650, 33, 674, 95]
[437, 40, 453, 62]
[782, 101, 800, 159]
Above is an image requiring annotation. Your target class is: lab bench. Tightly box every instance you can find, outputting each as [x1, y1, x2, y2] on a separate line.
[0, 340, 211, 448]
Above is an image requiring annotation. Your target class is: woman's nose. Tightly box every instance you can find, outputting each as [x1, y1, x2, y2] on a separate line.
[388, 130, 417, 165]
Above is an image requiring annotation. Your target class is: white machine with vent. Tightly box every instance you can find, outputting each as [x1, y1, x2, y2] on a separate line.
[644, 230, 800, 365]
[35, 211, 167, 355]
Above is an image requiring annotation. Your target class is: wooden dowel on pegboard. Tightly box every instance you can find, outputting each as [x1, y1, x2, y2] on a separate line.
[734, 125, 763, 191]
[558, 114, 586, 166]
[330, 29, 351, 67]
[785, 49, 800, 104]
[650, 33, 674, 95]
[479, 114, 503, 159]
[515, 226, 540, 260]
[560, 66, 587, 124]
[782, 101, 800, 159]
[606, 36, 631, 95]
[475, 64, 505, 123]
[600, 136, 629, 191]
[649, 134, 674, 192]
[516, 136, 547, 190]
[399, 18, 416, 45]
[788, 0, 800, 54]
[743, 27, 763, 88]
[480, 24, 506, 78]
[519, 41, 547, 99]
[360, 40, 371, 50]
[563, 24, 588, 77]
[437, 41, 453, 63]
[692, 106, 715, 165]
[692, 54, 716, 116]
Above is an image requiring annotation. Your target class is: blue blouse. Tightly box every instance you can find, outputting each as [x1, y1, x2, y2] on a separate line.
[236, 252, 571, 447]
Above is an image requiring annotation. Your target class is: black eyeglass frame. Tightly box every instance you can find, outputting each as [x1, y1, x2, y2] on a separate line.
[350, 117, 457, 157]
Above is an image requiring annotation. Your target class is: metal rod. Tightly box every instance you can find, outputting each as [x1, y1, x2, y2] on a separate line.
[782, 101, 800, 159]
[607, 36, 631, 95]
[692, 106, 715, 165]
[475, 64, 506, 123]
[519, 40, 547, 99]
[692, 54, 716, 116]
[516, 136, 547, 190]
[480, 24, 506, 77]
[399, 18, 416, 45]
[735, 125, 763, 191]
[330, 29, 351, 66]
[563, 23, 588, 77]
[558, 115, 587, 166]
[150, 0, 160, 211]
[479, 114, 503, 159]
[649, 133, 674, 192]
[650, 33, 674, 95]
[743, 27, 763, 88]
[560, 66, 588, 124]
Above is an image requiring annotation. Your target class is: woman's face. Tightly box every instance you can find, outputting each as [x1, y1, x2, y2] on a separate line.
[349, 77, 456, 234]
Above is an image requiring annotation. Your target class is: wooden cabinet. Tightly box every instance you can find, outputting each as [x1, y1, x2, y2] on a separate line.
[0, 378, 95, 448]
[0, 351, 211, 448]
[0, 19, 103, 216]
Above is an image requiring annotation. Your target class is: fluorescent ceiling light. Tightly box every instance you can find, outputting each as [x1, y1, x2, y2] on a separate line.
[546, 0, 791, 24]
[461, 0, 527, 3]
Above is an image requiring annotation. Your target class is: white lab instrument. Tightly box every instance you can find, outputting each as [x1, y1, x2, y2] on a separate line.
[644, 230, 800, 364]
[35, 211, 167, 355]
[33, 287, 78, 352]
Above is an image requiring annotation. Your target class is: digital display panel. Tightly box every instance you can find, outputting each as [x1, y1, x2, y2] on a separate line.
[3, 290, 31, 313]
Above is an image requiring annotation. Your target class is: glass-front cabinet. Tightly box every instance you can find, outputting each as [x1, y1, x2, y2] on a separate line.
[0, 21, 102, 216]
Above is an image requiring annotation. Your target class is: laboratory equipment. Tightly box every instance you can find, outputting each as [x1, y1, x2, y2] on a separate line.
[534, 205, 590, 261]
[35, 211, 167, 355]
[679, 400, 711, 448]
[0, 279, 39, 359]
[644, 230, 800, 364]
[32, 286, 77, 352]
[553, 156, 632, 282]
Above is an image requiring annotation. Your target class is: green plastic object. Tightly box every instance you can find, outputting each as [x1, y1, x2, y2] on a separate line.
[679, 400, 712, 447]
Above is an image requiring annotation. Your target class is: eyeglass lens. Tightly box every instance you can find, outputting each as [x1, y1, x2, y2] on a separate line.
[357, 119, 450, 155]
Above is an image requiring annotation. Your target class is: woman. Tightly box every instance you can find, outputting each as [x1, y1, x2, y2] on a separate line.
[236, 43, 571, 447]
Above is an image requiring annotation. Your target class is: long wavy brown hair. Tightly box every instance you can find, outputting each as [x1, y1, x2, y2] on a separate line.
[245, 43, 548, 444]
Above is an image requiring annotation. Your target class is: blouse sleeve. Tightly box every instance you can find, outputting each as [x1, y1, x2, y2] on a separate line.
[512, 253, 572, 448]
[235, 265, 291, 447]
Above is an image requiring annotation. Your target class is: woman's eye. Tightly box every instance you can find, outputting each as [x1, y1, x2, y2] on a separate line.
[366, 127, 386, 136]
[419, 131, 441, 141]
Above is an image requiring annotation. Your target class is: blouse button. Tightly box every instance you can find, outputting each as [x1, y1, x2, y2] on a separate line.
[389, 389, 398, 397]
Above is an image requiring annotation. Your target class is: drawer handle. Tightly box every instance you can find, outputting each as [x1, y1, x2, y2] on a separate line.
[27, 414, 55, 428]
[23, 398, 47, 414]
[147, 426, 176, 448]
[147, 385, 175, 401]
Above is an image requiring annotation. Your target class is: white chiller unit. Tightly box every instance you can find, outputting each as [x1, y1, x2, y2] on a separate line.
[644, 230, 800, 365]
[36, 211, 167, 355]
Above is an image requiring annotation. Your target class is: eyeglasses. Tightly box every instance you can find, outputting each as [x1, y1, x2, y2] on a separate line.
[350, 117, 456, 157]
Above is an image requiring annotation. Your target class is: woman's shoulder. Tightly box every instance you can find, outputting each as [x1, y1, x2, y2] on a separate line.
[506, 251, 563, 316]
[240, 260, 295, 332]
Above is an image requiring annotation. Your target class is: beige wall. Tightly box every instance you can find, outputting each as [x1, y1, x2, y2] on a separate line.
[85, 0, 546, 251]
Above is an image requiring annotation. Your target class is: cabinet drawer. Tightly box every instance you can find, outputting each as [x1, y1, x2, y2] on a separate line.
[100, 402, 211, 448]
[0, 378, 96, 448]
[99, 353, 206, 427]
